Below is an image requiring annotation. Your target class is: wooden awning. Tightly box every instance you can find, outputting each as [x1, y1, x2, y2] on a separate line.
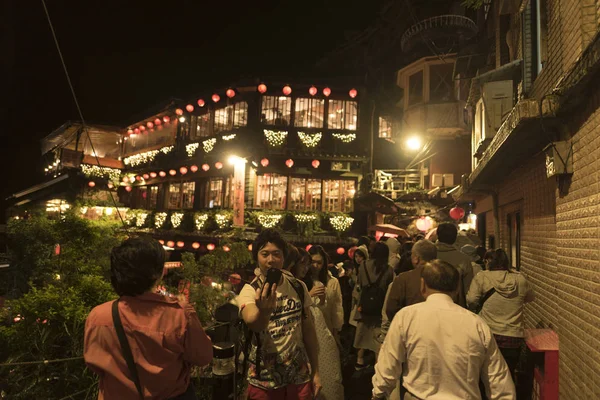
[354, 191, 398, 214]
[369, 224, 410, 238]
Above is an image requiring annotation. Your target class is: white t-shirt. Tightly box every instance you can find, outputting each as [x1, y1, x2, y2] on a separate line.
[238, 270, 312, 389]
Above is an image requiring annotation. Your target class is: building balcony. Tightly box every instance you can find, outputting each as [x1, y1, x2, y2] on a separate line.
[402, 101, 468, 137]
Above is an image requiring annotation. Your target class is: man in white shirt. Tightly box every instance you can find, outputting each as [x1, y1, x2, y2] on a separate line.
[371, 260, 515, 400]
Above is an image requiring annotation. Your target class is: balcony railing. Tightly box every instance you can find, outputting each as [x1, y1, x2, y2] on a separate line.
[403, 102, 468, 136]
[373, 169, 423, 196]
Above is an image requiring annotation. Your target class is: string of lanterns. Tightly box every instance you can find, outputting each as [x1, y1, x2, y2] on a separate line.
[127, 115, 172, 135]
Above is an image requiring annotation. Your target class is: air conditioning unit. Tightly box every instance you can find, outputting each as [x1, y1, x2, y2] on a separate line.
[482, 80, 514, 137]
[331, 162, 351, 172]
[443, 174, 454, 187]
[432, 174, 444, 187]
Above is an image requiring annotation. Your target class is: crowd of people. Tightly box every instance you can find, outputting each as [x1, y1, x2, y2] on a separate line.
[82, 223, 535, 399]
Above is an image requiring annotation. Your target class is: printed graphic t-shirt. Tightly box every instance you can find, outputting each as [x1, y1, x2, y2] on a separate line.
[238, 271, 312, 390]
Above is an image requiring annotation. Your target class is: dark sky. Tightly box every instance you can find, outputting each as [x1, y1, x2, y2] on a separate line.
[0, 0, 385, 217]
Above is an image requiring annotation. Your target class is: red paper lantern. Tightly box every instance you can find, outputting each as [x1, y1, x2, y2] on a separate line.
[176, 241, 185, 248]
[347, 246, 358, 259]
[416, 217, 433, 232]
[311, 159, 320, 168]
[305, 244, 312, 251]
[258, 84, 267, 93]
[135, 175, 142, 181]
[166, 241, 175, 248]
[323, 87, 331, 97]
[143, 174, 150, 180]
[139, 125, 146, 131]
[175, 108, 184, 116]
[186, 104, 194, 112]
[285, 159, 294, 168]
[169, 169, 177, 176]
[159, 171, 167, 177]
[88, 181, 96, 188]
[207, 243, 215, 251]
[336, 247, 345, 255]
[248, 243, 253, 251]
[163, 115, 171, 123]
[223, 245, 231, 252]
[107, 182, 114, 189]
[146, 121, 154, 129]
[190, 165, 198, 173]
[158, 240, 165, 245]
[125, 186, 132, 192]
[197, 99, 205, 107]
[226, 89, 235, 98]
[449, 207, 465, 221]
[192, 242, 200, 249]
[212, 94, 220, 103]
[127, 128, 134, 135]
[309, 86, 318, 96]
[260, 158, 269, 167]
[349, 88, 358, 98]
[215, 162, 223, 169]
[134, 128, 140, 134]
[282, 85, 292, 95]
[180, 166, 188, 175]
[154, 118, 162, 126]
[202, 163, 210, 171]
[150, 172, 157, 178]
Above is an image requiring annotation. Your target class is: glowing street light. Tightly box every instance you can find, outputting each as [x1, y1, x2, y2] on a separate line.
[228, 155, 247, 165]
[406, 136, 422, 151]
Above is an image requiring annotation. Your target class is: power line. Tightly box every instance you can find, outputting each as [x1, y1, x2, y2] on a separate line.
[0, 356, 84, 367]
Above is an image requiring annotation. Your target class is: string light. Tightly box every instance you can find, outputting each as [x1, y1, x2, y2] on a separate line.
[215, 212, 232, 229]
[264, 129, 288, 147]
[171, 212, 184, 228]
[222, 134, 236, 141]
[195, 213, 209, 231]
[294, 214, 318, 223]
[203, 138, 217, 153]
[298, 131, 322, 148]
[155, 212, 167, 229]
[123, 146, 173, 167]
[332, 133, 356, 143]
[136, 213, 148, 227]
[329, 215, 354, 232]
[80, 164, 121, 182]
[186, 143, 199, 157]
[258, 214, 283, 228]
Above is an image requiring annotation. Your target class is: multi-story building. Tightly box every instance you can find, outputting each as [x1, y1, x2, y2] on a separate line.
[454, 0, 600, 397]
[7, 80, 368, 251]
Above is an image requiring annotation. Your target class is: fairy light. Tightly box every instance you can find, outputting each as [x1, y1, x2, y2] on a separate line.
[136, 213, 148, 227]
[171, 212, 184, 228]
[123, 146, 173, 167]
[264, 129, 288, 147]
[80, 164, 122, 182]
[194, 213, 209, 231]
[155, 212, 167, 229]
[329, 215, 354, 232]
[258, 214, 283, 228]
[215, 212, 231, 229]
[202, 138, 217, 153]
[294, 214, 318, 223]
[298, 131, 322, 148]
[332, 133, 356, 143]
[186, 143, 199, 157]
[222, 134, 236, 141]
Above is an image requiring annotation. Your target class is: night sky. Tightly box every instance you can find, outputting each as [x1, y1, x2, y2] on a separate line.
[0, 0, 386, 219]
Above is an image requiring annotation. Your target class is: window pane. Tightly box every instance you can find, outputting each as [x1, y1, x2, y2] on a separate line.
[214, 107, 231, 133]
[261, 96, 292, 126]
[182, 182, 195, 209]
[168, 184, 181, 209]
[255, 174, 288, 210]
[289, 178, 306, 210]
[378, 117, 392, 138]
[207, 179, 223, 208]
[233, 102, 248, 128]
[429, 64, 455, 102]
[327, 100, 358, 130]
[137, 186, 148, 208]
[294, 98, 325, 128]
[149, 186, 159, 208]
[191, 113, 211, 139]
[324, 180, 355, 212]
[408, 71, 424, 106]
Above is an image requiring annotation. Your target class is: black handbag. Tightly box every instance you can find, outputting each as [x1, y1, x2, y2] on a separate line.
[474, 288, 496, 314]
[112, 299, 197, 400]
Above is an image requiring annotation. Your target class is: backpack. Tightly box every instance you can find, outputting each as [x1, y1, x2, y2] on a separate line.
[359, 264, 386, 317]
[240, 275, 306, 378]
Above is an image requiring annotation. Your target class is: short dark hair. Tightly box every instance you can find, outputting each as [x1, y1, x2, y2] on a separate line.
[252, 228, 288, 261]
[488, 248, 510, 270]
[372, 241, 390, 273]
[437, 223, 458, 244]
[110, 237, 166, 297]
[357, 236, 371, 247]
[308, 245, 329, 286]
[284, 245, 300, 270]
[422, 260, 459, 293]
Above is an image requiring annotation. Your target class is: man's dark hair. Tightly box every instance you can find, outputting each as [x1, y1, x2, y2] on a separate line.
[110, 237, 166, 297]
[437, 223, 458, 245]
[371, 241, 390, 273]
[357, 236, 371, 247]
[422, 260, 459, 293]
[284, 245, 299, 270]
[252, 228, 288, 261]
[308, 245, 330, 286]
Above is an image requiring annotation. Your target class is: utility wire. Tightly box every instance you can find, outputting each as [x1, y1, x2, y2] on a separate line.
[0, 356, 84, 367]
[41, 0, 127, 228]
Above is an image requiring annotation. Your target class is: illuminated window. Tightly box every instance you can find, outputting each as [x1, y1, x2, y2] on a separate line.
[261, 96, 292, 126]
[327, 100, 357, 130]
[182, 182, 195, 209]
[294, 98, 325, 128]
[378, 117, 393, 139]
[191, 113, 211, 139]
[255, 174, 288, 210]
[214, 107, 230, 133]
[149, 186, 159, 208]
[168, 184, 181, 209]
[233, 102, 248, 127]
[408, 70, 424, 106]
[137, 186, 148, 208]
[206, 179, 223, 208]
[290, 178, 322, 211]
[323, 180, 355, 212]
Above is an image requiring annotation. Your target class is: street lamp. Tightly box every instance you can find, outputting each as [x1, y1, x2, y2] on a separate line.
[406, 136, 422, 151]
